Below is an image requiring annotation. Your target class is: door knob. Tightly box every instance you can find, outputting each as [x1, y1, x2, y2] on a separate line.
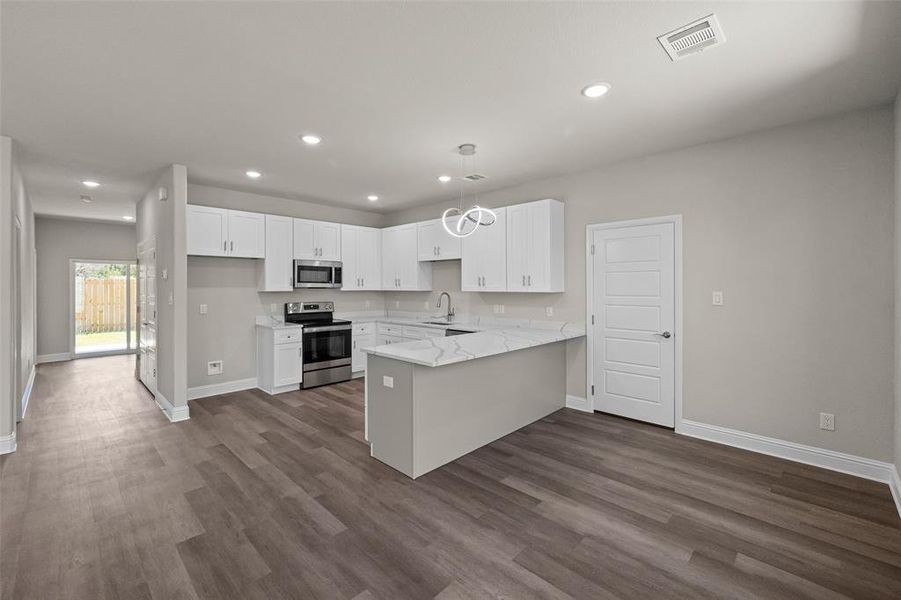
[655, 331, 672, 339]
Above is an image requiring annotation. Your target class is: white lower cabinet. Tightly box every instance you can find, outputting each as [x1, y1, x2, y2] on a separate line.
[352, 322, 374, 373]
[257, 327, 303, 394]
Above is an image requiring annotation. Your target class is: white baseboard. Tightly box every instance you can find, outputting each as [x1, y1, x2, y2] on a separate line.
[188, 377, 257, 401]
[565, 394, 592, 413]
[19, 365, 36, 420]
[352, 371, 365, 379]
[36, 352, 70, 364]
[155, 391, 190, 422]
[890, 467, 901, 519]
[0, 431, 16, 455]
[677, 419, 896, 484]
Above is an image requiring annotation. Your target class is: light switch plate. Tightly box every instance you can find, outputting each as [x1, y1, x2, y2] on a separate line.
[712, 291, 724, 306]
[199, 304, 208, 315]
[819, 412, 835, 431]
[382, 375, 394, 389]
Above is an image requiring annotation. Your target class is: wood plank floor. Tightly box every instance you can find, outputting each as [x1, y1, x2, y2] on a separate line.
[2, 355, 900, 599]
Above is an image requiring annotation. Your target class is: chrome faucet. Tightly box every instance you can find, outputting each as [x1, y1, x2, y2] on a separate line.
[437, 292, 455, 321]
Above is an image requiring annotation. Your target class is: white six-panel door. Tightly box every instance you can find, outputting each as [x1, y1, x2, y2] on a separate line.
[591, 222, 675, 427]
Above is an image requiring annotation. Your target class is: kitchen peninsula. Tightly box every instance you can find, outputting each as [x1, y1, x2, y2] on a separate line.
[364, 323, 584, 478]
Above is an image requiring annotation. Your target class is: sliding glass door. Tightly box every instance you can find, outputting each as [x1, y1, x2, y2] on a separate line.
[71, 260, 137, 356]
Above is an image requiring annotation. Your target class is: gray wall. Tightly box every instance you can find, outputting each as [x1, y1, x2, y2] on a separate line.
[34, 217, 136, 356]
[137, 165, 188, 408]
[895, 90, 901, 479]
[187, 184, 386, 388]
[385, 107, 896, 462]
[0, 136, 36, 441]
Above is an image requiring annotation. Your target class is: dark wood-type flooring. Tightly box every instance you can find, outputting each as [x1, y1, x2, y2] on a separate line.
[2, 355, 900, 599]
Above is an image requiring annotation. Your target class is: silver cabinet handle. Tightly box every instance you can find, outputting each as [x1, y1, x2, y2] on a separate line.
[522, 275, 526, 286]
[353, 340, 357, 349]
[654, 331, 672, 339]
[437, 246, 440, 256]
[299, 347, 303, 357]
[223, 240, 227, 251]
[230, 241, 234, 252]
[527, 275, 531, 286]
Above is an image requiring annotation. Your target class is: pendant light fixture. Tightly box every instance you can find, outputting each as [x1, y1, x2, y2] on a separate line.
[441, 143, 497, 238]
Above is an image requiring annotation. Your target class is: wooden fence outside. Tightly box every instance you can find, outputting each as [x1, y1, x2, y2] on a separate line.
[74, 276, 137, 335]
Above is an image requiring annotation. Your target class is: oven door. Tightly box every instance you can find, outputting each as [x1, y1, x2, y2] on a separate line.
[302, 326, 351, 371]
[294, 260, 342, 288]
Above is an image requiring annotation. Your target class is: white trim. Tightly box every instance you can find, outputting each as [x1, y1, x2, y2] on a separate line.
[188, 377, 258, 401]
[36, 352, 71, 364]
[585, 215, 683, 428]
[0, 431, 16, 455]
[889, 467, 901, 519]
[19, 365, 35, 420]
[154, 391, 190, 422]
[677, 419, 896, 484]
[565, 394, 592, 413]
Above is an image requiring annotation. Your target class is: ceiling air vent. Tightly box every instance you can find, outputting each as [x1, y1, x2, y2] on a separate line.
[463, 173, 488, 182]
[657, 14, 725, 61]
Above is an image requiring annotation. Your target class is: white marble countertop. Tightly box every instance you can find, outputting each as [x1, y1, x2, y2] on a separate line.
[362, 322, 585, 367]
[254, 316, 303, 330]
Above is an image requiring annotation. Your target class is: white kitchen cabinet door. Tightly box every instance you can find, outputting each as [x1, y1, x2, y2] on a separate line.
[260, 214, 294, 291]
[227, 209, 265, 258]
[417, 218, 462, 261]
[461, 207, 506, 292]
[187, 205, 228, 256]
[506, 199, 564, 292]
[352, 334, 375, 372]
[342, 225, 381, 291]
[273, 342, 303, 387]
[294, 219, 341, 260]
[316, 221, 341, 261]
[384, 224, 431, 290]
[293, 219, 316, 259]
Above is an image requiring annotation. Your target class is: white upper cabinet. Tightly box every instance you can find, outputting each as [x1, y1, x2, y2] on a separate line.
[227, 209, 266, 258]
[506, 199, 564, 292]
[382, 224, 432, 291]
[187, 205, 228, 256]
[259, 214, 294, 291]
[341, 225, 382, 291]
[461, 207, 507, 292]
[417, 218, 462, 261]
[293, 218, 341, 261]
[187, 205, 264, 258]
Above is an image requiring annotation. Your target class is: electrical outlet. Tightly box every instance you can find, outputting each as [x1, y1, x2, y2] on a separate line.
[365, 300, 371, 309]
[207, 360, 223, 376]
[819, 412, 835, 431]
[424, 300, 430, 309]
[712, 291, 724, 306]
[498, 304, 505, 314]
[199, 304, 208, 315]
[382, 375, 394, 389]
[394, 300, 400, 309]
[545, 306, 554, 317]
[270, 303, 279, 314]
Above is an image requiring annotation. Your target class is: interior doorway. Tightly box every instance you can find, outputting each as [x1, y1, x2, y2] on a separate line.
[587, 216, 682, 428]
[70, 259, 137, 357]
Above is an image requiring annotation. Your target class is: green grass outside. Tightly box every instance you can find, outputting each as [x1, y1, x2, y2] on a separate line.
[75, 331, 128, 348]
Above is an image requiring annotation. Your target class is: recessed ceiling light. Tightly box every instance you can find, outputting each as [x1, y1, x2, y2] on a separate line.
[82, 180, 100, 188]
[437, 175, 452, 183]
[367, 195, 379, 202]
[80, 195, 93, 203]
[245, 170, 262, 179]
[581, 82, 611, 98]
[300, 134, 322, 145]
[122, 216, 134, 221]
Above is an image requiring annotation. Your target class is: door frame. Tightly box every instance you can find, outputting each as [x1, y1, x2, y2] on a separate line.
[586, 215, 683, 429]
[69, 258, 138, 359]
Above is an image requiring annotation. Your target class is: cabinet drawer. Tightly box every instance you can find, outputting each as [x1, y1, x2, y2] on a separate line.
[353, 322, 374, 335]
[274, 328, 303, 344]
[401, 326, 445, 339]
[377, 323, 403, 335]
[383, 335, 406, 345]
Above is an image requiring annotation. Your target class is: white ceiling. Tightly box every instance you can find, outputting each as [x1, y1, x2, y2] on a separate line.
[3, 1, 901, 221]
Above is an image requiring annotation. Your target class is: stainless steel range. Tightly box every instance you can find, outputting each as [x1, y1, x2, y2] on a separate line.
[284, 302, 352, 389]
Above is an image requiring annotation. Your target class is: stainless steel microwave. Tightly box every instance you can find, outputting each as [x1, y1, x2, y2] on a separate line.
[293, 260, 342, 288]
